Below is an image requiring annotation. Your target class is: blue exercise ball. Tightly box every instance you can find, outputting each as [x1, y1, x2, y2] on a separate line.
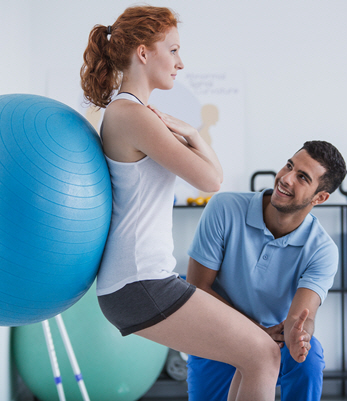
[0, 94, 112, 326]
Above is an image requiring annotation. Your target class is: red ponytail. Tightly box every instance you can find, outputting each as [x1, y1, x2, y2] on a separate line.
[80, 6, 179, 108]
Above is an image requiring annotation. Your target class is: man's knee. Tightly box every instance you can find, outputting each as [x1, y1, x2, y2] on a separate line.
[296, 336, 324, 371]
[279, 337, 325, 401]
[301, 336, 325, 376]
[281, 336, 325, 379]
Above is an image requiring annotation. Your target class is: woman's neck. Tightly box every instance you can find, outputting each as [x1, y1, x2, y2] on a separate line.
[119, 75, 151, 106]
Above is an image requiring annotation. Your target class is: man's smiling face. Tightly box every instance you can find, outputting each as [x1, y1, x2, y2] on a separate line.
[271, 149, 327, 214]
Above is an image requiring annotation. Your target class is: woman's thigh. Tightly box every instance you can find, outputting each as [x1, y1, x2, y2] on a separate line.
[135, 288, 279, 372]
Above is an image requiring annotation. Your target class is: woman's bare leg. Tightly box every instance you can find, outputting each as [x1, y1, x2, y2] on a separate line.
[136, 289, 280, 401]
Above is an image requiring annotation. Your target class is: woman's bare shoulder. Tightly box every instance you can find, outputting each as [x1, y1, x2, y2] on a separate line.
[101, 100, 159, 162]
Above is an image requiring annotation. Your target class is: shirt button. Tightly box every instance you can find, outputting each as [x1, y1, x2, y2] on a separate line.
[263, 255, 268, 260]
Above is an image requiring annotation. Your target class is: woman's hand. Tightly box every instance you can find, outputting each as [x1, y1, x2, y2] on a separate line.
[147, 104, 223, 185]
[147, 105, 198, 142]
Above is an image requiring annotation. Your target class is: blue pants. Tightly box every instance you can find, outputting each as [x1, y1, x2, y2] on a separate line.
[187, 336, 325, 401]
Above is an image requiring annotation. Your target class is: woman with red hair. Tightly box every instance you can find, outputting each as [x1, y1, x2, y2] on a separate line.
[81, 6, 280, 400]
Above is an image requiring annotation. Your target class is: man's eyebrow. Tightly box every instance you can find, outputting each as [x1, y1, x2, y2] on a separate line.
[288, 158, 313, 183]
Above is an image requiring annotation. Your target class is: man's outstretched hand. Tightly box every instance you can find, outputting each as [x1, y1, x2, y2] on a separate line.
[288, 308, 311, 363]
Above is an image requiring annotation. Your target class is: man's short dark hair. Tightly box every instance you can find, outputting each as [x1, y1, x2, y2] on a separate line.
[299, 140, 346, 194]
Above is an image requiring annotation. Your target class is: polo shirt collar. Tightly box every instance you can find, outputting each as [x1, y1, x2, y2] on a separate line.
[246, 188, 313, 246]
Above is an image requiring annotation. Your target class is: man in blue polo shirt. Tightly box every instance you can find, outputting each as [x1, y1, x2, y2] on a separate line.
[186, 140, 346, 401]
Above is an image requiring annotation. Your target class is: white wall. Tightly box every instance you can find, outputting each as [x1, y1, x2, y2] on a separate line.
[1, 1, 347, 398]
[2, 1, 347, 196]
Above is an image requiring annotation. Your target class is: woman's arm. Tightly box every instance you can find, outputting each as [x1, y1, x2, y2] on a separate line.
[103, 101, 223, 192]
[147, 105, 223, 183]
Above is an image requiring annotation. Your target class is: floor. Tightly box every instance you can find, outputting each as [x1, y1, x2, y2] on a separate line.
[139, 394, 347, 400]
[137, 374, 347, 400]
[139, 397, 347, 401]
[15, 369, 347, 401]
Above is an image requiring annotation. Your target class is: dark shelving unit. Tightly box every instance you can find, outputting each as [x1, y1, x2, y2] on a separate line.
[318, 204, 347, 396]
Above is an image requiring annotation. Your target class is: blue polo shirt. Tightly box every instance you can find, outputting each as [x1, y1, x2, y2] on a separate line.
[188, 190, 338, 327]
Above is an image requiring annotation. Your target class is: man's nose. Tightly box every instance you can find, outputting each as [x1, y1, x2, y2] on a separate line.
[282, 171, 295, 186]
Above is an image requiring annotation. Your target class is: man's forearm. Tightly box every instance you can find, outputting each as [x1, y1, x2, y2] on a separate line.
[198, 285, 234, 308]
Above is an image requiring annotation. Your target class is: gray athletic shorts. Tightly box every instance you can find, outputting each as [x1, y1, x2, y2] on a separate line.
[98, 275, 196, 336]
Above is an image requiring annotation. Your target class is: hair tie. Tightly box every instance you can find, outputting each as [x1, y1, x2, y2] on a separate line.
[107, 26, 112, 35]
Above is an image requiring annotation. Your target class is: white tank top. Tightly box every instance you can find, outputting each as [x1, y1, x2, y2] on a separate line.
[96, 93, 177, 296]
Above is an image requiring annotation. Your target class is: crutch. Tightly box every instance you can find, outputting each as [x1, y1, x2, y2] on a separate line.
[42, 319, 66, 401]
[55, 314, 90, 401]
[42, 314, 90, 401]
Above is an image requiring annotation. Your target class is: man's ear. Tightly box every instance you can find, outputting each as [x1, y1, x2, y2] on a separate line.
[136, 45, 148, 65]
[312, 191, 330, 206]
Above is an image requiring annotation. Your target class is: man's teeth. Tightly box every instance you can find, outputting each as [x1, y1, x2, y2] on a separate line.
[278, 185, 291, 196]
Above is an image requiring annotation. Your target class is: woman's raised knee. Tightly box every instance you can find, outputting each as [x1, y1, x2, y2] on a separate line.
[248, 334, 281, 375]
